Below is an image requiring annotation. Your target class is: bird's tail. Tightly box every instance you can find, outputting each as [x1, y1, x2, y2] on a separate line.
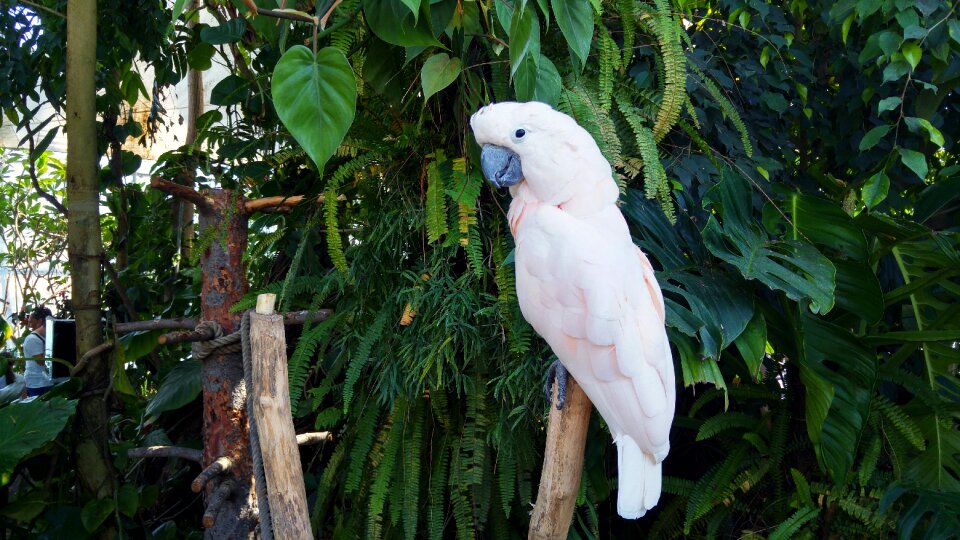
[615, 435, 663, 519]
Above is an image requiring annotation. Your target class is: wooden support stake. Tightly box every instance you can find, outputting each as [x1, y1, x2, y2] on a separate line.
[528, 376, 593, 540]
[250, 294, 313, 539]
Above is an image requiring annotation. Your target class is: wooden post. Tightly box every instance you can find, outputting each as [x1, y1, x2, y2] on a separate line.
[528, 376, 593, 540]
[250, 294, 313, 539]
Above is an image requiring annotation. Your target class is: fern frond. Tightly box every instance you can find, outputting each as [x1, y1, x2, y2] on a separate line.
[688, 62, 754, 157]
[402, 399, 426, 539]
[635, 122, 675, 223]
[343, 305, 392, 413]
[695, 412, 757, 441]
[874, 394, 925, 450]
[426, 151, 449, 244]
[345, 404, 381, 493]
[768, 506, 820, 540]
[618, 0, 637, 68]
[597, 24, 620, 112]
[559, 83, 623, 167]
[644, 0, 686, 141]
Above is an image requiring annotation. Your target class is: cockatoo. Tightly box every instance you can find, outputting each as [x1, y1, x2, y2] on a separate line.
[470, 101, 676, 519]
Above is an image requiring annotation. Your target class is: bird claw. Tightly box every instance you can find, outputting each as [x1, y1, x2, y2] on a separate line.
[544, 360, 569, 410]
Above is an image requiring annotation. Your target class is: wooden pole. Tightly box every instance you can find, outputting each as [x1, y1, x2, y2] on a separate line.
[528, 376, 593, 540]
[250, 294, 313, 539]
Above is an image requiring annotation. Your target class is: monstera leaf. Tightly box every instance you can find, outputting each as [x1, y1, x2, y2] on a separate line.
[702, 170, 836, 314]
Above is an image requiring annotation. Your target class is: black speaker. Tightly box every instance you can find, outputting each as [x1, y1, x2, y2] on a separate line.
[46, 319, 76, 378]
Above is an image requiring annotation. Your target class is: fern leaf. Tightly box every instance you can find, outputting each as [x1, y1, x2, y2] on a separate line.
[688, 62, 754, 157]
[695, 412, 757, 441]
[343, 306, 392, 413]
[648, 0, 686, 141]
[768, 506, 820, 540]
[344, 404, 381, 493]
[426, 152, 449, 244]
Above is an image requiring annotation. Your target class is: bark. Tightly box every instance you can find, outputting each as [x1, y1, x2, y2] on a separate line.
[198, 189, 258, 538]
[66, 0, 115, 502]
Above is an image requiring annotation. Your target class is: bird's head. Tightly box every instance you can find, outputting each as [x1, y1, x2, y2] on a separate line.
[470, 101, 615, 207]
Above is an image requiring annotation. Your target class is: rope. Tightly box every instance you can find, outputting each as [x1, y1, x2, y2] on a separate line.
[192, 320, 243, 361]
[242, 311, 273, 540]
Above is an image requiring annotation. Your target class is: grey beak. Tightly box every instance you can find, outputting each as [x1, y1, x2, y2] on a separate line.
[480, 145, 523, 188]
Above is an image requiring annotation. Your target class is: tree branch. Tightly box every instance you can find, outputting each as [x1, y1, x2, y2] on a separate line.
[296, 432, 333, 446]
[128, 446, 204, 463]
[25, 123, 68, 215]
[115, 317, 199, 333]
[150, 176, 214, 211]
[71, 342, 115, 376]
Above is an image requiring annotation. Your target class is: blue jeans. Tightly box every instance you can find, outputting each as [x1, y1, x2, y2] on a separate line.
[27, 385, 52, 397]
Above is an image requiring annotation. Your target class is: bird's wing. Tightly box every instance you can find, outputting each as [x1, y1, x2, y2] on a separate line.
[515, 205, 674, 450]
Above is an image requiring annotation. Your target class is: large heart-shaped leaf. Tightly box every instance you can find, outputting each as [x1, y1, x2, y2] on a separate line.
[0, 397, 77, 484]
[272, 46, 357, 171]
[421, 53, 461, 101]
[514, 53, 561, 105]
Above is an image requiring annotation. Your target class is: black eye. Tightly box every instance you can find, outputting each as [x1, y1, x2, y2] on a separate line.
[514, 129, 526, 138]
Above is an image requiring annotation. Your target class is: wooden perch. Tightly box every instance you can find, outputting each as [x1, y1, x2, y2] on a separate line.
[250, 295, 313, 539]
[244, 193, 346, 215]
[127, 446, 203, 463]
[114, 311, 332, 334]
[296, 432, 333, 446]
[115, 317, 198, 333]
[528, 377, 592, 540]
[192, 456, 234, 492]
[151, 176, 214, 211]
[203, 479, 236, 528]
[158, 326, 216, 345]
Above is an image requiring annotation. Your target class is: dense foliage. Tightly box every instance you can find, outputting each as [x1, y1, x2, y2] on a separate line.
[1, 0, 958, 538]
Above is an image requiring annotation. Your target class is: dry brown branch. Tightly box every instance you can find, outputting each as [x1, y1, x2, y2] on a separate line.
[114, 317, 199, 333]
[296, 432, 333, 446]
[71, 342, 115, 376]
[158, 326, 216, 346]
[150, 176, 214, 211]
[192, 456, 234, 493]
[202, 479, 236, 528]
[128, 446, 204, 463]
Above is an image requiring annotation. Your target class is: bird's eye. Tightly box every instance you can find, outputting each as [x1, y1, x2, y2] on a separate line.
[514, 129, 526, 138]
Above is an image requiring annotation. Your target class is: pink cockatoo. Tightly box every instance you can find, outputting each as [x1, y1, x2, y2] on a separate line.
[470, 101, 676, 519]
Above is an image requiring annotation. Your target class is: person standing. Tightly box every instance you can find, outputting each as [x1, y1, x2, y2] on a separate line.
[22, 306, 52, 397]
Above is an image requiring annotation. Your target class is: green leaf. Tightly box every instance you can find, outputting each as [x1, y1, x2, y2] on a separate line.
[272, 46, 357, 171]
[145, 361, 201, 418]
[733, 311, 766, 380]
[901, 41, 922, 69]
[842, 13, 855, 45]
[400, 0, 421, 21]
[364, 0, 440, 47]
[799, 315, 876, 485]
[769, 507, 821, 540]
[878, 30, 902, 57]
[761, 92, 789, 113]
[898, 147, 928, 179]
[550, 0, 593, 70]
[862, 170, 890, 208]
[858, 125, 890, 151]
[760, 46, 772, 69]
[877, 96, 901, 114]
[420, 53, 461, 101]
[509, 4, 540, 78]
[81, 498, 115, 532]
[210, 74, 249, 106]
[950, 19, 960, 44]
[882, 58, 911, 83]
[117, 484, 139, 518]
[200, 18, 247, 45]
[513, 53, 561, 105]
[702, 170, 836, 314]
[0, 398, 77, 484]
[904, 117, 945, 146]
[186, 42, 215, 71]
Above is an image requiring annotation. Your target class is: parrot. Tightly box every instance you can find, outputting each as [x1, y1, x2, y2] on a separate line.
[470, 101, 676, 519]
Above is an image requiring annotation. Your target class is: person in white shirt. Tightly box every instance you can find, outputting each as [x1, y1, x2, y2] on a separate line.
[22, 306, 52, 397]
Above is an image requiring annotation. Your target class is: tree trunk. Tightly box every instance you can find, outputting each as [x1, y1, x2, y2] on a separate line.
[66, 0, 115, 502]
[176, 0, 203, 265]
[198, 189, 258, 538]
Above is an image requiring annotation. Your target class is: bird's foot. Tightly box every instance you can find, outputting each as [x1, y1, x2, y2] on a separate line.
[544, 360, 569, 410]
